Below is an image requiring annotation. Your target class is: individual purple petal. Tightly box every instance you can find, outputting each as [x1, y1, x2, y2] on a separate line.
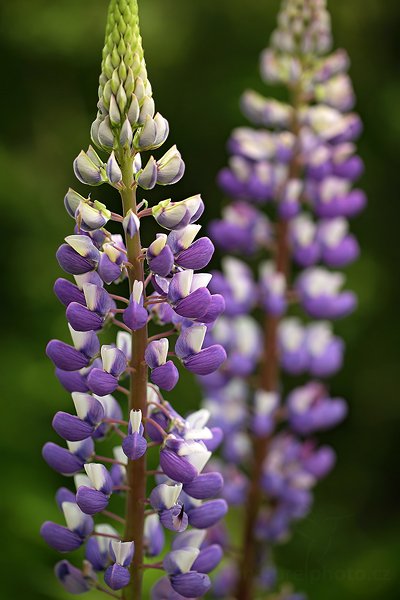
[66, 303, 104, 332]
[175, 238, 215, 271]
[104, 564, 130, 591]
[85, 535, 110, 571]
[56, 244, 97, 275]
[54, 278, 86, 307]
[303, 446, 336, 478]
[55, 487, 77, 508]
[76, 487, 109, 515]
[159, 448, 198, 484]
[122, 432, 147, 460]
[55, 560, 91, 594]
[170, 572, 211, 598]
[40, 522, 83, 552]
[42, 443, 84, 475]
[192, 544, 223, 574]
[123, 302, 148, 331]
[183, 472, 224, 499]
[55, 368, 90, 393]
[151, 361, 179, 391]
[173, 288, 212, 319]
[183, 345, 227, 376]
[200, 294, 226, 324]
[87, 369, 119, 396]
[98, 253, 122, 284]
[52, 412, 94, 442]
[187, 499, 228, 529]
[46, 340, 89, 371]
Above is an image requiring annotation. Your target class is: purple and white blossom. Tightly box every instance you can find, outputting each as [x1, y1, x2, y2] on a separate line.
[199, 0, 365, 597]
[42, 1, 226, 597]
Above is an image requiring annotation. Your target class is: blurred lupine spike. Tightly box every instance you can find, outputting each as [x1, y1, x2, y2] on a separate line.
[43, 0, 226, 598]
[200, 0, 365, 598]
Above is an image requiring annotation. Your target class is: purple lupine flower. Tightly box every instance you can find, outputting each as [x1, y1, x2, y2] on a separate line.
[196, 0, 365, 597]
[145, 339, 179, 391]
[175, 325, 227, 376]
[43, 3, 230, 598]
[87, 345, 127, 396]
[76, 463, 113, 515]
[42, 438, 94, 476]
[104, 540, 135, 590]
[122, 409, 147, 460]
[123, 280, 149, 331]
[52, 393, 105, 441]
[41, 500, 93, 552]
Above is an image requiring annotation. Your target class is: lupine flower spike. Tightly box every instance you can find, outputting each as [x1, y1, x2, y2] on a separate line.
[201, 1, 365, 598]
[42, 1, 226, 598]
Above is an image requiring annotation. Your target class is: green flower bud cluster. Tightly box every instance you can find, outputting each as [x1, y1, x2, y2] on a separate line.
[271, 0, 332, 58]
[91, 0, 165, 154]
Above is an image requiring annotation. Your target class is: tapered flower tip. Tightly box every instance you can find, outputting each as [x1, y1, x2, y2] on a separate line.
[104, 564, 131, 591]
[109, 540, 135, 567]
[46, 340, 89, 372]
[183, 472, 224, 500]
[187, 499, 228, 529]
[54, 278, 86, 307]
[122, 432, 147, 460]
[192, 544, 223, 574]
[42, 442, 84, 476]
[151, 361, 179, 391]
[159, 448, 198, 484]
[52, 412, 95, 442]
[170, 572, 211, 598]
[87, 369, 119, 396]
[183, 345, 227, 376]
[76, 487, 109, 515]
[41, 522, 83, 552]
[55, 560, 91, 594]
[160, 505, 188, 533]
[144, 514, 165, 557]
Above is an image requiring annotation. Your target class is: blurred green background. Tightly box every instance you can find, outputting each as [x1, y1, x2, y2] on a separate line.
[0, 0, 399, 598]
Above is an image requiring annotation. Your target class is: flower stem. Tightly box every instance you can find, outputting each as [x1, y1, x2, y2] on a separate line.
[236, 86, 302, 600]
[119, 150, 149, 600]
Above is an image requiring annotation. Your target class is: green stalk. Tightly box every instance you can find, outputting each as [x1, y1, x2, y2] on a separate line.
[236, 85, 303, 600]
[119, 149, 148, 600]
